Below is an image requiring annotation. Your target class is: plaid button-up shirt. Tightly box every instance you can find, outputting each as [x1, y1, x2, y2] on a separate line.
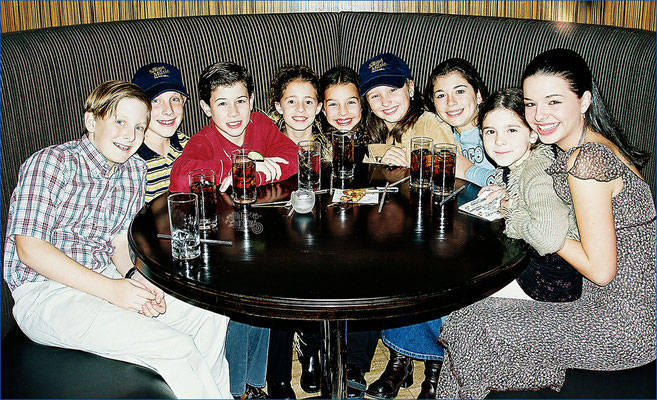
[3, 135, 147, 291]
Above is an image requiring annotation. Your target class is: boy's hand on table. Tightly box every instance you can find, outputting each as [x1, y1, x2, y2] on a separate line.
[219, 174, 232, 192]
[258, 184, 285, 203]
[109, 278, 156, 313]
[257, 157, 288, 182]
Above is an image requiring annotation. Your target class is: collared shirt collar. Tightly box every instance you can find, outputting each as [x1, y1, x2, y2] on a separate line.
[80, 134, 122, 178]
[136, 131, 183, 160]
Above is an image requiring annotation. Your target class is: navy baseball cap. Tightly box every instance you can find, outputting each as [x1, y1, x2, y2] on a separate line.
[359, 53, 413, 96]
[132, 62, 189, 100]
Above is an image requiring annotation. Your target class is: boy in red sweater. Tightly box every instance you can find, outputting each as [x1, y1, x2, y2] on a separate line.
[170, 61, 298, 398]
[170, 62, 298, 192]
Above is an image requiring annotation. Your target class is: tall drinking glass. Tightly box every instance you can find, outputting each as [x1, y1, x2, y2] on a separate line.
[188, 168, 217, 230]
[167, 193, 201, 260]
[232, 148, 257, 204]
[410, 137, 433, 189]
[331, 132, 355, 179]
[298, 140, 321, 191]
[432, 143, 457, 196]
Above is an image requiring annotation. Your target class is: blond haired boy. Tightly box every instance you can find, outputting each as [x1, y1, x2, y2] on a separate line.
[3, 81, 230, 399]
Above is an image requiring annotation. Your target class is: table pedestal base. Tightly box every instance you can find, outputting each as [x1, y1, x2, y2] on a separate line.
[320, 320, 347, 399]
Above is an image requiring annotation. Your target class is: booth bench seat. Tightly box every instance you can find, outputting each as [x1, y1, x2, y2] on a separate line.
[1, 11, 654, 399]
[1, 328, 175, 398]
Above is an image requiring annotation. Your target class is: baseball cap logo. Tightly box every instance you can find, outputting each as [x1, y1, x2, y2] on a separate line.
[149, 66, 170, 79]
[369, 58, 387, 73]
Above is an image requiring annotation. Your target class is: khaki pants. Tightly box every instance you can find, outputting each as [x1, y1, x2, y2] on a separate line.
[11, 265, 231, 399]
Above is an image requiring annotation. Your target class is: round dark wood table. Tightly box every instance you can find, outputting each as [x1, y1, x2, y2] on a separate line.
[129, 164, 528, 399]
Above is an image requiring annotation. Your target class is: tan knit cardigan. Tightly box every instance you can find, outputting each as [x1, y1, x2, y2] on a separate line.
[495, 143, 578, 255]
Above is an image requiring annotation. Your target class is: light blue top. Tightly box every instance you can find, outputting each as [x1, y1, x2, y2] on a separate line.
[455, 126, 496, 187]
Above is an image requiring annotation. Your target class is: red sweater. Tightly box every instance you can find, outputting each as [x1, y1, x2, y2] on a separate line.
[170, 112, 299, 192]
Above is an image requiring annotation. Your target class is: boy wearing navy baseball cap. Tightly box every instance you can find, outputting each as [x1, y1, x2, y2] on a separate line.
[132, 62, 191, 203]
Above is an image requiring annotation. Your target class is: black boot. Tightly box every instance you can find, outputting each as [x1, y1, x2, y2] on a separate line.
[299, 353, 320, 393]
[346, 363, 366, 398]
[366, 349, 414, 399]
[417, 360, 442, 399]
[266, 380, 296, 399]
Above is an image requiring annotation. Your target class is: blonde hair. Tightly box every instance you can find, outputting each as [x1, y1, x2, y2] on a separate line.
[85, 80, 151, 124]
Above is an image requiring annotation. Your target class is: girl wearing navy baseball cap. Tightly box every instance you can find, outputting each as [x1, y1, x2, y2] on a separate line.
[359, 53, 456, 168]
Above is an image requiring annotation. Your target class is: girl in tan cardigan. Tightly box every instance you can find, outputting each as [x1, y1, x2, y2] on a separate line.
[479, 87, 581, 301]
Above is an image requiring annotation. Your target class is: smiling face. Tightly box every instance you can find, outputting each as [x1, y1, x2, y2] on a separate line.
[85, 97, 148, 167]
[147, 91, 186, 139]
[275, 80, 322, 138]
[365, 81, 414, 130]
[200, 83, 254, 144]
[481, 108, 537, 169]
[432, 71, 482, 131]
[522, 73, 591, 150]
[323, 83, 362, 131]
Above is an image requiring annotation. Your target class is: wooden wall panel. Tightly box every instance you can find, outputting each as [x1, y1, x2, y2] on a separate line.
[1, 1, 655, 33]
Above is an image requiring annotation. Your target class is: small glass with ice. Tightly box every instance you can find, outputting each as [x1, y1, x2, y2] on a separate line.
[298, 140, 321, 191]
[167, 193, 201, 260]
[188, 168, 217, 230]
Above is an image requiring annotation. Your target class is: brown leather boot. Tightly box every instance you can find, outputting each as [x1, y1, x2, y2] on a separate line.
[417, 360, 443, 399]
[366, 348, 414, 399]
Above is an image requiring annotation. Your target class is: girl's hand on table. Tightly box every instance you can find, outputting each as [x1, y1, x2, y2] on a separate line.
[478, 185, 505, 199]
[381, 146, 408, 167]
[478, 185, 510, 214]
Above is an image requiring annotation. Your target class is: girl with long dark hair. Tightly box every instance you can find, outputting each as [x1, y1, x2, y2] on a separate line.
[436, 48, 655, 398]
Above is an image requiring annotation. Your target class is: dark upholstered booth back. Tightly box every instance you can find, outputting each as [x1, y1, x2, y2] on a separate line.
[2, 12, 655, 336]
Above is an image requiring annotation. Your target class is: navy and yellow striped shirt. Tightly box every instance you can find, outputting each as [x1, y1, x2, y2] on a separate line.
[136, 131, 189, 203]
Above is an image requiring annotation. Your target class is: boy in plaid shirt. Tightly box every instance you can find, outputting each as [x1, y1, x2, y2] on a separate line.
[3, 81, 231, 399]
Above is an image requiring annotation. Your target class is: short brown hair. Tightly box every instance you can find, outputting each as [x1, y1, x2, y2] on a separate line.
[84, 80, 151, 124]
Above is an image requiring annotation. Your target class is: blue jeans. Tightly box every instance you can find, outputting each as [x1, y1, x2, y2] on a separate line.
[225, 320, 270, 396]
[381, 316, 446, 361]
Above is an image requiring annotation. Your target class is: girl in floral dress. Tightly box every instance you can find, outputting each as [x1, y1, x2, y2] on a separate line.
[437, 48, 655, 398]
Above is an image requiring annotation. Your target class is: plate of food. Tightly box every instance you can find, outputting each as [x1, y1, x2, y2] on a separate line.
[331, 189, 379, 204]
